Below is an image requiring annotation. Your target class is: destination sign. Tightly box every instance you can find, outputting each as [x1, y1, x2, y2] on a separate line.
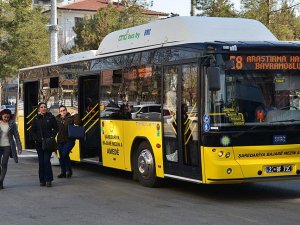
[229, 55, 300, 70]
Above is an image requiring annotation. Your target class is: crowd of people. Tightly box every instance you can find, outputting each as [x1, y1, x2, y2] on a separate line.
[0, 102, 80, 189]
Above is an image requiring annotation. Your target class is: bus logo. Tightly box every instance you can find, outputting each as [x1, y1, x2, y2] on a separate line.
[144, 29, 151, 36]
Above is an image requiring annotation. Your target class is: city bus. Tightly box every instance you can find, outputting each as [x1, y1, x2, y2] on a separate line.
[18, 17, 300, 187]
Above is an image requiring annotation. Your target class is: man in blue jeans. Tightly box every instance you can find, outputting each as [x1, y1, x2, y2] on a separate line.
[56, 105, 81, 178]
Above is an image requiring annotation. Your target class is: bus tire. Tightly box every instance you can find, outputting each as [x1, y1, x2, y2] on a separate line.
[135, 141, 159, 187]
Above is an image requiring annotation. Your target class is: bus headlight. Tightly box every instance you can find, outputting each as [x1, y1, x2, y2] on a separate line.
[227, 168, 232, 174]
[218, 151, 223, 157]
[225, 152, 230, 158]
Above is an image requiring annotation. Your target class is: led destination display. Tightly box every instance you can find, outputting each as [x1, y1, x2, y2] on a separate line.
[230, 55, 300, 70]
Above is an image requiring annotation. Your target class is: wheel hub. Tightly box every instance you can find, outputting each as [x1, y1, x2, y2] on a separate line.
[138, 149, 154, 179]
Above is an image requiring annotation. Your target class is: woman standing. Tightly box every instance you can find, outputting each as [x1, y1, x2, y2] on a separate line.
[0, 109, 22, 189]
[56, 105, 80, 178]
[31, 103, 58, 187]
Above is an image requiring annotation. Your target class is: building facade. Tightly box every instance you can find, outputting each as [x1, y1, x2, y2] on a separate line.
[39, 0, 168, 53]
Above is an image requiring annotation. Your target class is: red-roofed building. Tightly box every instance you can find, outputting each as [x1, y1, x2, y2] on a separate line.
[40, 0, 168, 53]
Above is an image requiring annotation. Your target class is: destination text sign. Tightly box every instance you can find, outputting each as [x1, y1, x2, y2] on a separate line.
[229, 55, 300, 70]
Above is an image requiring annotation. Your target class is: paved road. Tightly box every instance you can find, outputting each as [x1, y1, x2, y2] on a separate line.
[1, 152, 300, 225]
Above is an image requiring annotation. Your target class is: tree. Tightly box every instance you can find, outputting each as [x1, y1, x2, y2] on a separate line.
[270, 1, 300, 40]
[0, 0, 50, 79]
[195, 0, 237, 17]
[124, 0, 153, 8]
[70, 3, 152, 53]
[241, 0, 278, 26]
[241, 0, 300, 40]
[191, 0, 196, 16]
[72, 6, 121, 52]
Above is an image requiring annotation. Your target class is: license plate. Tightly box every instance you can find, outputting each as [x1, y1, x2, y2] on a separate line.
[266, 165, 292, 173]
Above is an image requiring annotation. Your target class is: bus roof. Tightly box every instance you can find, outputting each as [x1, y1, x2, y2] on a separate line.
[96, 16, 278, 55]
[57, 50, 97, 63]
[20, 17, 289, 72]
[19, 50, 97, 71]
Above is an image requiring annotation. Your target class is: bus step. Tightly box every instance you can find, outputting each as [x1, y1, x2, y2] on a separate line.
[82, 157, 102, 165]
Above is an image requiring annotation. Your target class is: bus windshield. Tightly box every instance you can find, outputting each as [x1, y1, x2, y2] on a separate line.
[206, 69, 300, 128]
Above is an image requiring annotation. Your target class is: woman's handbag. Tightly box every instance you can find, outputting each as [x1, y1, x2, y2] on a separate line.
[42, 137, 57, 152]
[68, 125, 85, 139]
[39, 123, 57, 152]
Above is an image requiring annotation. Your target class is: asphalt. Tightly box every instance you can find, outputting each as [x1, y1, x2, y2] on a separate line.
[1, 151, 300, 225]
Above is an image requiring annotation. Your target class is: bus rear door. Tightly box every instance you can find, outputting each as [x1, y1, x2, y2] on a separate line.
[24, 81, 39, 149]
[79, 75, 101, 164]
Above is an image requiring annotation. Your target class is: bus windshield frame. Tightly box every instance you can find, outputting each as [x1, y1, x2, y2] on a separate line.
[204, 53, 300, 131]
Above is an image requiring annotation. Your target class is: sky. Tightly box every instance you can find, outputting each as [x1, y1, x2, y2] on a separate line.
[150, 0, 241, 16]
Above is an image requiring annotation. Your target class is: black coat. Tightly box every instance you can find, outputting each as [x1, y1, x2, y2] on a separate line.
[56, 113, 81, 144]
[31, 112, 58, 143]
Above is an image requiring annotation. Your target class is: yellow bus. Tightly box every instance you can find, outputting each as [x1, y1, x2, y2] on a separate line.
[18, 17, 300, 186]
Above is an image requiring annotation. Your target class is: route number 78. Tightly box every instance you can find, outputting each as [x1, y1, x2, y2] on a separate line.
[230, 55, 243, 70]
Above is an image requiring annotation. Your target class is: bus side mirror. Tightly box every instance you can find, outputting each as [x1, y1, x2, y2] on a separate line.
[225, 60, 235, 69]
[207, 67, 221, 91]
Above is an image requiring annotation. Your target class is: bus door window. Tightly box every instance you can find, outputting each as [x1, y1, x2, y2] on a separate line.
[163, 66, 179, 162]
[182, 64, 198, 166]
[82, 78, 99, 126]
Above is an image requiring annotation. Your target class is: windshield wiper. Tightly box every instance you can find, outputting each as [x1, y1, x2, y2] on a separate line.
[232, 120, 300, 138]
[232, 124, 260, 138]
[270, 119, 300, 123]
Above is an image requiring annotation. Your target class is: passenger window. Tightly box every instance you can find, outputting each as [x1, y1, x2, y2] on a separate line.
[149, 106, 161, 113]
[140, 107, 148, 113]
[100, 69, 122, 119]
[123, 64, 162, 121]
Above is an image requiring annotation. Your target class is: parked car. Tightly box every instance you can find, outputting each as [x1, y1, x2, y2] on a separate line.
[100, 107, 120, 118]
[131, 104, 161, 119]
[1, 104, 16, 115]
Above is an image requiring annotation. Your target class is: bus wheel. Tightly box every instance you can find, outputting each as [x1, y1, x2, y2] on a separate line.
[135, 142, 158, 187]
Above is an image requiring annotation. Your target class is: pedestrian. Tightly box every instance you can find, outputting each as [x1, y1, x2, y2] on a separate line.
[0, 109, 22, 189]
[56, 105, 81, 178]
[31, 102, 58, 187]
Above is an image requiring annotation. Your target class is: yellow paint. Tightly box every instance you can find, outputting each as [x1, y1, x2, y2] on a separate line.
[25, 108, 37, 119]
[202, 146, 242, 184]
[101, 120, 163, 177]
[234, 145, 300, 178]
[19, 111, 300, 184]
[17, 116, 25, 149]
[69, 140, 81, 161]
[202, 144, 300, 184]
[101, 120, 125, 169]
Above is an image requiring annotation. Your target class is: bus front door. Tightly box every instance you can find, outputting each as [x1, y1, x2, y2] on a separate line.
[24, 81, 39, 149]
[79, 75, 101, 164]
[163, 63, 202, 182]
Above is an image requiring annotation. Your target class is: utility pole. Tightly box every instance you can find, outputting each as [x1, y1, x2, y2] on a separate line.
[50, 0, 58, 63]
[191, 0, 195, 16]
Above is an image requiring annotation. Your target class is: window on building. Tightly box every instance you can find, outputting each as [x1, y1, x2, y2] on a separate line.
[74, 17, 83, 26]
